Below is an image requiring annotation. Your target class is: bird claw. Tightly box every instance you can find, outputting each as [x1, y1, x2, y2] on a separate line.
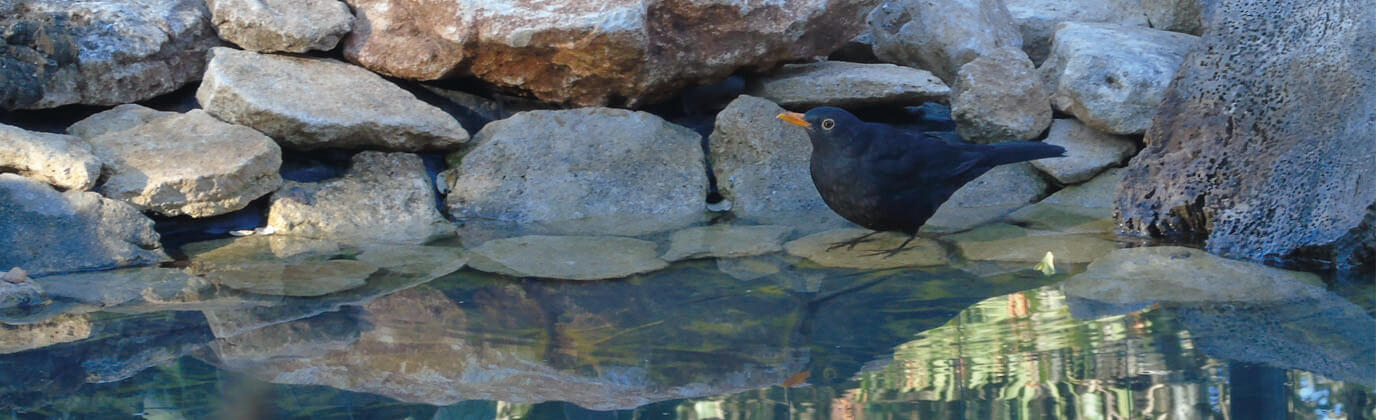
[826, 232, 881, 251]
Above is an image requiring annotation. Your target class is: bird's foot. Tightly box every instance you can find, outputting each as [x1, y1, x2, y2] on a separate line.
[859, 234, 918, 259]
[827, 231, 882, 251]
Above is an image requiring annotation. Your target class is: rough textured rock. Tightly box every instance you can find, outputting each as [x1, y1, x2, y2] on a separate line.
[268, 152, 455, 245]
[0, 174, 168, 276]
[708, 96, 851, 228]
[750, 61, 948, 109]
[784, 228, 948, 269]
[0, 278, 42, 313]
[1040, 22, 1199, 135]
[0, 123, 100, 191]
[445, 108, 707, 236]
[1004, 0, 1149, 64]
[945, 223, 1117, 263]
[660, 225, 793, 262]
[1141, 0, 1208, 35]
[339, 0, 876, 106]
[868, 0, 1023, 82]
[70, 105, 283, 218]
[1116, 0, 1376, 271]
[923, 162, 1050, 232]
[950, 47, 1051, 143]
[0, 314, 91, 354]
[1008, 168, 1120, 233]
[1030, 119, 1136, 183]
[206, 0, 353, 52]
[197, 47, 468, 152]
[468, 236, 668, 281]
[0, 0, 220, 110]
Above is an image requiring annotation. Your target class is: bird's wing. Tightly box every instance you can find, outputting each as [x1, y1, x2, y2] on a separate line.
[868, 131, 988, 189]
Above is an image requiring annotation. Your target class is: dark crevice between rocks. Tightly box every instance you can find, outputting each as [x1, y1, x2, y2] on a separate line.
[641, 75, 748, 210]
[154, 196, 271, 261]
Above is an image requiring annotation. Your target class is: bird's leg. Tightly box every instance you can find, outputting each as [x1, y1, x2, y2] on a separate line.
[863, 233, 917, 258]
[827, 230, 883, 251]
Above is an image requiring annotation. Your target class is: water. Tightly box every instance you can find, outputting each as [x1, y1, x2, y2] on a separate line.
[1, 229, 1372, 419]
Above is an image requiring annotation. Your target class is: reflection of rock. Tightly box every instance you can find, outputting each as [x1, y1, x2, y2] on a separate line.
[0, 123, 101, 191]
[468, 235, 668, 281]
[923, 162, 1050, 233]
[207, 260, 377, 297]
[212, 311, 359, 363]
[206, 0, 354, 53]
[1007, 168, 1121, 233]
[661, 225, 793, 262]
[0, 174, 169, 276]
[785, 229, 948, 269]
[750, 61, 949, 109]
[0, 314, 91, 354]
[267, 152, 456, 244]
[947, 223, 1118, 263]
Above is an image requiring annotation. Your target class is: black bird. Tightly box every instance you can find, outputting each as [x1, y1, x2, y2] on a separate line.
[778, 107, 1065, 256]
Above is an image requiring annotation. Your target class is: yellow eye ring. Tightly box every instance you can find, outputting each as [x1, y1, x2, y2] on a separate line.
[821, 119, 835, 130]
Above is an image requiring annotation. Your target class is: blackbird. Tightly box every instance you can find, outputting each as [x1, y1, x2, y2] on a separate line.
[778, 107, 1065, 256]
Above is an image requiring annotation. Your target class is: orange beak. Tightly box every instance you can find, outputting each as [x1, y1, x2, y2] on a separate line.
[776, 112, 810, 128]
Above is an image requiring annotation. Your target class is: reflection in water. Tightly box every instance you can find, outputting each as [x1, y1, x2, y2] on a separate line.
[0, 250, 1373, 418]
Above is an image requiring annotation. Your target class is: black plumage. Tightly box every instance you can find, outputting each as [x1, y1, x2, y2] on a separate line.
[778, 107, 1066, 255]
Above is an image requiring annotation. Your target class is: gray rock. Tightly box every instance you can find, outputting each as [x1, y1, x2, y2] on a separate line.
[1007, 167, 1121, 232]
[445, 108, 707, 236]
[707, 96, 851, 228]
[0, 0, 220, 110]
[660, 225, 793, 262]
[945, 222, 1118, 263]
[750, 61, 949, 108]
[209, 260, 377, 297]
[1117, 0, 1375, 270]
[0, 314, 91, 354]
[197, 47, 468, 151]
[39, 267, 211, 308]
[207, 0, 353, 53]
[71, 105, 282, 218]
[1005, 0, 1149, 64]
[869, 0, 1023, 82]
[923, 162, 1050, 232]
[951, 47, 1052, 143]
[0, 278, 42, 313]
[1062, 247, 1327, 305]
[1141, 0, 1208, 35]
[784, 228, 948, 269]
[268, 152, 455, 245]
[1030, 119, 1136, 183]
[0, 174, 169, 276]
[1040, 22, 1199, 135]
[0, 123, 100, 191]
[468, 235, 669, 281]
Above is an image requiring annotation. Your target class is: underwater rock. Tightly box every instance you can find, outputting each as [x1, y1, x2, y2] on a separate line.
[206, 0, 353, 53]
[1062, 246, 1326, 305]
[923, 162, 1050, 233]
[946, 223, 1118, 263]
[268, 152, 455, 245]
[445, 108, 706, 236]
[197, 47, 468, 152]
[70, 105, 283, 218]
[0, 123, 100, 191]
[750, 61, 949, 109]
[868, 0, 1023, 83]
[0, 0, 220, 110]
[1004, 0, 1149, 64]
[1030, 119, 1136, 183]
[950, 46, 1052, 143]
[1117, 0, 1375, 271]
[39, 267, 211, 308]
[208, 260, 376, 297]
[660, 225, 793, 262]
[1007, 168, 1121, 233]
[339, 0, 875, 106]
[1040, 22, 1198, 135]
[0, 314, 92, 354]
[0, 174, 169, 277]
[468, 235, 668, 281]
[784, 228, 948, 269]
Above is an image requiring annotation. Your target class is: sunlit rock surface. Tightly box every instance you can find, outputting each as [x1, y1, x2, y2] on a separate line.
[268, 152, 455, 245]
[785, 229, 948, 269]
[1030, 119, 1136, 183]
[0, 0, 220, 110]
[661, 225, 793, 262]
[206, 0, 353, 53]
[1004, 0, 1149, 64]
[0, 124, 100, 191]
[339, 0, 877, 106]
[1040, 22, 1198, 135]
[946, 223, 1118, 263]
[750, 61, 949, 109]
[446, 108, 706, 236]
[69, 105, 283, 218]
[869, 0, 1023, 82]
[197, 48, 468, 152]
[950, 46, 1052, 143]
[923, 162, 1050, 233]
[468, 235, 668, 280]
[1116, 0, 1376, 270]
[0, 174, 168, 277]
[1007, 168, 1121, 233]
[708, 96, 851, 229]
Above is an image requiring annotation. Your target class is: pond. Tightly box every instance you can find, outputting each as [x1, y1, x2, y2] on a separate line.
[1, 219, 1372, 420]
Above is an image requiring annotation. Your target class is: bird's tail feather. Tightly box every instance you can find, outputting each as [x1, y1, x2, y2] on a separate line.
[983, 141, 1066, 166]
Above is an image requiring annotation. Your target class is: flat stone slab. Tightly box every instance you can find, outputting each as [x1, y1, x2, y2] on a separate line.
[945, 223, 1118, 263]
[207, 0, 353, 53]
[1031, 119, 1136, 183]
[660, 225, 793, 262]
[751, 61, 949, 108]
[70, 105, 283, 218]
[467, 235, 669, 280]
[0, 174, 169, 276]
[208, 260, 377, 297]
[1008, 167, 1121, 233]
[197, 47, 468, 151]
[0, 123, 100, 191]
[1061, 246, 1327, 305]
[784, 228, 949, 269]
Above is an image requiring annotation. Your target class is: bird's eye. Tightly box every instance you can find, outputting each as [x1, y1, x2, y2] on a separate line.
[821, 119, 835, 130]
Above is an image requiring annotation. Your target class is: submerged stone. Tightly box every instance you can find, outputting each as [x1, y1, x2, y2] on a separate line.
[208, 260, 377, 297]
[661, 225, 793, 262]
[784, 228, 948, 269]
[468, 235, 668, 281]
[946, 223, 1117, 263]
